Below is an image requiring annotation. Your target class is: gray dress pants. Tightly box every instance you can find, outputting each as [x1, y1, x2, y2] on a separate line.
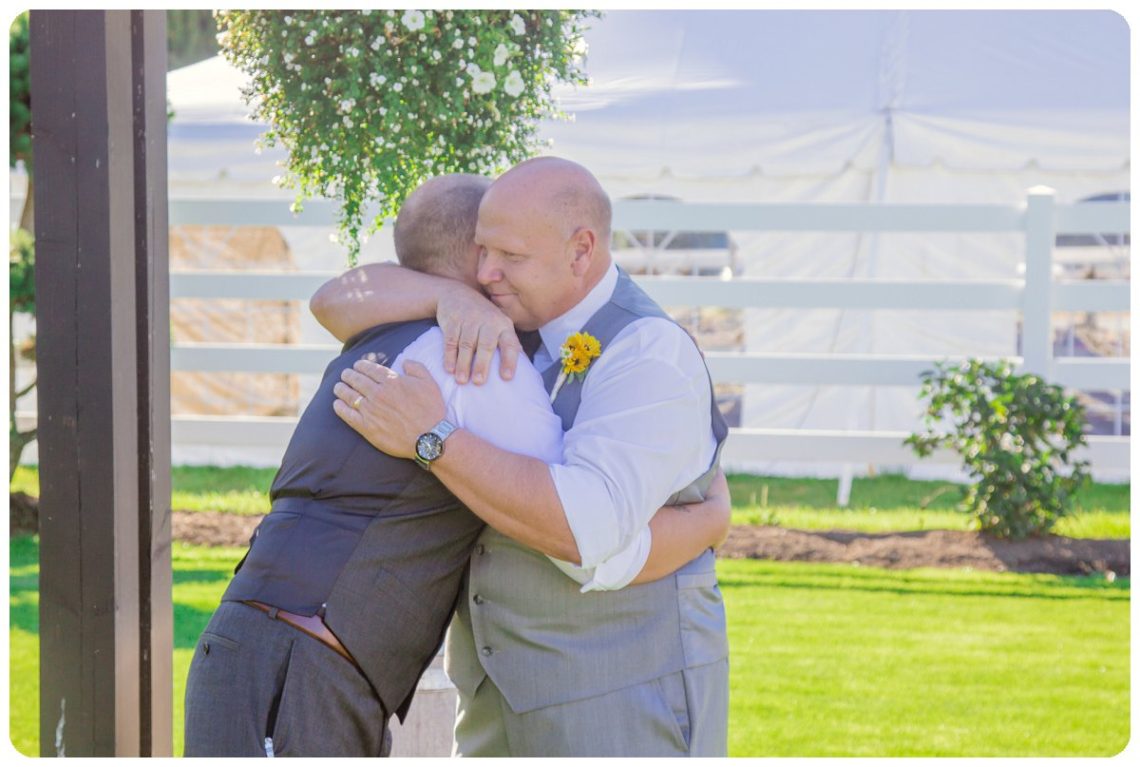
[453, 658, 729, 757]
[183, 601, 392, 757]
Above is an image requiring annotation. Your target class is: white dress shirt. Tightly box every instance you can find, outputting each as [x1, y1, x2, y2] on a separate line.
[392, 327, 652, 591]
[539, 263, 718, 572]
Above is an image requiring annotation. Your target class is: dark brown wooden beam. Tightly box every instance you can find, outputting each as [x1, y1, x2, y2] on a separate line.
[31, 9, 171, 756]
[131, 9, 173, 758]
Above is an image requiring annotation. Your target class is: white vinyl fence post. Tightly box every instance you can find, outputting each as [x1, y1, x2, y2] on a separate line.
[1022, 186, 1056, 378]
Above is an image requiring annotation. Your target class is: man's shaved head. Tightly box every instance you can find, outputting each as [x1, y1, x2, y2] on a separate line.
[394, 173, 492, 280]
[489, 156, 612, 244]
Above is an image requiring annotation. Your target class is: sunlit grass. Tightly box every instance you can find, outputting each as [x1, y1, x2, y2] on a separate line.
[10, 537, 1130, 757]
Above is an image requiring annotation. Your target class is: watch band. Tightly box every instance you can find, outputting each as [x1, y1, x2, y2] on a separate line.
[431, 419, 457, 442]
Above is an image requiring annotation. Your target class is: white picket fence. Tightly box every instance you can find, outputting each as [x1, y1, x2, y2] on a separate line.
[16, 189, 1131, 482]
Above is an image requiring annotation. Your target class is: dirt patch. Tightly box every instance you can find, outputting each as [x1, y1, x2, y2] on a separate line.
[719, 526, 1130, 577]
[10, 496, 1130, 577]
[173, 510, 261, 548]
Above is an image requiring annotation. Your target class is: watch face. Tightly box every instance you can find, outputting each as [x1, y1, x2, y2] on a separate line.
[416, 432, 444, 462]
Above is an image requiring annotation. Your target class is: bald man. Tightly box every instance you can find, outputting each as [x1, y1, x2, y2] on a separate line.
[322, 157, 730, 756]
[185, 173, 730, 757]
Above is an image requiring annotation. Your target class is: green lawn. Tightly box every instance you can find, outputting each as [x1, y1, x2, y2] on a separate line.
[721, 558, 1129, 756]
[726, 472, 1130, 538]
[10, 536, 1130, 757]
[11, 465, 1131, 538]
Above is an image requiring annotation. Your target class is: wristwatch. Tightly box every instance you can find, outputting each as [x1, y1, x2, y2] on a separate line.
[413, 419, 457, 470]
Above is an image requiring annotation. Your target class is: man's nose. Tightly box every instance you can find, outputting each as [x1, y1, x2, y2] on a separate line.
[477, 256, 500, 285]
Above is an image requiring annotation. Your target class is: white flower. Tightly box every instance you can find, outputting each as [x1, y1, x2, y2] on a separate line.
[371, 36, 383, 51]
[572, 36, 588, 62]
[393, 82, 403, 92]
[342, 116, 353, 128]
[468, 36, 477, 46]
[402, 10, 425, 31]
[494, 43, 509, 67]
[471, 70, 496, 95]
[432, 50, 442, 61]
[503, 70, 524, 97]
[456, 77, 464, 87]
[453, 37, 464, 49]
[999, 433, 1017, 452]
[338, 98, 355, 113]
[283, 52, 294, 64]
[510, 14, 526, 35]
[465, 61, 481, 75]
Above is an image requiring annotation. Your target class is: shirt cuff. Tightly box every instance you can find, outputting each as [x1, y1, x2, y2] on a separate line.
[548, 462, 624, 569]
[545, 527, 652, 593]
[578, 527, 652, 593]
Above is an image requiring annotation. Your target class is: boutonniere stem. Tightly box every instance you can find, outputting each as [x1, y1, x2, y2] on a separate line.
[550, 331, 602, 403]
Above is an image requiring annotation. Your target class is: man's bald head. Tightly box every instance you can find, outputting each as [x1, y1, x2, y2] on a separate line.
[394, 173, 491, 281]
[488, 156, 612, 246]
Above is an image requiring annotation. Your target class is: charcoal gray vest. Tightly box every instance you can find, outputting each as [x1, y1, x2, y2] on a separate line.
[445, 267, 729, 713]
[222, 319, 483, 721]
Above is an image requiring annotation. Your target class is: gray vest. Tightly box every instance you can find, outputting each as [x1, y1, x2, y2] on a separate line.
[222, 319, 484, 721]
[445, 268, 729, 713]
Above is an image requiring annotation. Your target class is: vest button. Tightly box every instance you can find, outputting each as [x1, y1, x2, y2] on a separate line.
[473, 594, 485, 605]
[475, 544, 486, 556]
[202, 642, 210, 655]
[481, 646, 493, 657]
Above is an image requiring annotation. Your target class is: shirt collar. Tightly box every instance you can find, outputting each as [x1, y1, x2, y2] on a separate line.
[538, 261, 619, 358]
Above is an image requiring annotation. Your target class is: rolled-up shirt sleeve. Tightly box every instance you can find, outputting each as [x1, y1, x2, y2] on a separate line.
[547, 318, 716, 570]
[394, 326, 663, 591]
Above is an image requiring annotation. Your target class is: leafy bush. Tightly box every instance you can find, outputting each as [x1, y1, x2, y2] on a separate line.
[215, 9, 595, 263]
[905, 359, 1091, 538]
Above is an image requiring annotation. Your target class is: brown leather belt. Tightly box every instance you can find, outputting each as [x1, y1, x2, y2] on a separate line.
[243, 600, 358, 667]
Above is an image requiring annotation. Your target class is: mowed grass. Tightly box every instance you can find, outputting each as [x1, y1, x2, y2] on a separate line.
[11, 465, 276, 517]
[726, 472, 1130, 538]
[10, 465, 1131, 537]
[8, 536, 248, 757]
[10, 537, 1129, 757]
[719, 558, 1129, 756]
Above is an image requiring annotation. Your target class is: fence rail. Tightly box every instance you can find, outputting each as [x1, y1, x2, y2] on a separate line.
[19, 191, 1132, 476]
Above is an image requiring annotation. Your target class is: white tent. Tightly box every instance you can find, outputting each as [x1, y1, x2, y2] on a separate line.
[164, 9, 1130, 476]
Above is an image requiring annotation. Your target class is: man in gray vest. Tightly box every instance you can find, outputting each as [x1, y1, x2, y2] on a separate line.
[326, 157, 730, 756]
[183, 172, 730, 757]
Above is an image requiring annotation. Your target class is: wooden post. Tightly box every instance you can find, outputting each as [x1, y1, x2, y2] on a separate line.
[131, 10, 174, 757]
[1022, 186, 1056, 378]
[31, 9, 172, 756]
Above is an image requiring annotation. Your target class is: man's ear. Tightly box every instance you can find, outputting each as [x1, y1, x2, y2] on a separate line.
[569, 227, 596, 277]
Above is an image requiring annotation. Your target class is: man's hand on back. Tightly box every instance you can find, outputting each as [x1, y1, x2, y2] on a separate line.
[333, 359, 446, 458]
[437, 281, 522, 385]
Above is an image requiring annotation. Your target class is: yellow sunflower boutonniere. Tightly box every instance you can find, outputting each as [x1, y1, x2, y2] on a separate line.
[550, 331, 602, 403]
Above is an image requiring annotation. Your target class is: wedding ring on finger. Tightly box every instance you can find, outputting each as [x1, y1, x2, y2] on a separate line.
[351, 394, 364, 410]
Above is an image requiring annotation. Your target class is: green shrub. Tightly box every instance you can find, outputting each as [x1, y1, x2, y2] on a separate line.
[905, 359, 1090, 538]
